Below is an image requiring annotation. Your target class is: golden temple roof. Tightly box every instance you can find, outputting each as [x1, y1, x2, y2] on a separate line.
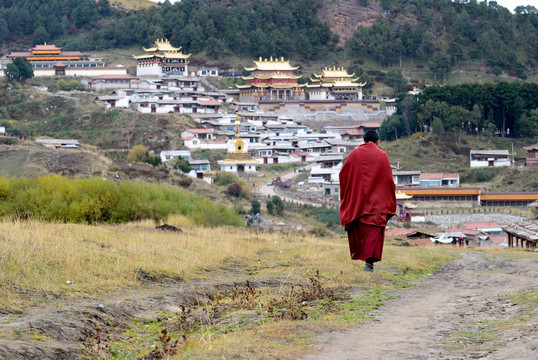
[236, 83, 306, 89]
[396, 191, 413, 200]
[308, 65, 367, 88]
[144, 39, 181, 52]
[135, 39, 191, 60]
[244, 56, 299, 72]
[313, 66, 355, 79]
[306, 79, 366, 88]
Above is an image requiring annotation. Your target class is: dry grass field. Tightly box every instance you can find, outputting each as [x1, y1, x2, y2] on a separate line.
[0, 217, 458, 358]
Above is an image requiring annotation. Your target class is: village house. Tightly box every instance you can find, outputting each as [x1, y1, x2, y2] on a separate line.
[393, 171, 421, 187]
[196, 67, 219, 77]
[419, 173, 460, 187]
[308, 153, 344, 184]
[159, 150, 191, 163]
[523, 144, 538, 167]
[182, 136, 227, 150]
[256, 143, 296, 157]
[324, 123, 381, 141]
[324, 139, 361, 154]
[188, 159, 212, 180]
[181, 129, 215, 140]
[297, 141, 332, 155]
[189, 159, 211, 173]
[320, 181, 340, 197]
[470, 149, 511, 168]
[129, 92, 222, 114]
[460, 221, 506, 246]
[85, 74, 138, 90]
[228, 101, 257, 112]
[296, 131, 341, 143]
[96, 95, 130, 109]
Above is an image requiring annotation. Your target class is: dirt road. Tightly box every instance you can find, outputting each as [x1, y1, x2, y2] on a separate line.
[257, 164, 321, 206]
[302, 251, 538, 360]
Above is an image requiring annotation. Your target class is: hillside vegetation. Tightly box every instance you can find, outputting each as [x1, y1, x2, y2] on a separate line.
[0, 82, 195, 152]
[0, 175, 243, 226]
[1, 0, 536, 86]
[382, 133, 538, 191]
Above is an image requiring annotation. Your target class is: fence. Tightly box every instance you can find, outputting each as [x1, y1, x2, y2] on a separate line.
[424, 207, 532, 217]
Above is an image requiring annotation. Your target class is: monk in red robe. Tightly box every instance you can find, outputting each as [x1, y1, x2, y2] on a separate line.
[339, 131, 396, 272]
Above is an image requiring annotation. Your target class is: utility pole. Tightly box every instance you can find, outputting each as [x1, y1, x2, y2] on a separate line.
[512, 142, 516, 166]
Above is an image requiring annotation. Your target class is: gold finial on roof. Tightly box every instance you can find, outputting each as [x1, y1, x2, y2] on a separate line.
[281, 56, 284, 61]
[259, 56, 262, 61]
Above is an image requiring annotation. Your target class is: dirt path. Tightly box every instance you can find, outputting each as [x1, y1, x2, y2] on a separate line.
[302, 251, 538, 360]
[1, 252, 536, 359]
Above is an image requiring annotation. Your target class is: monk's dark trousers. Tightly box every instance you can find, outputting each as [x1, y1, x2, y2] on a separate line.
[346, 221, 385, 262]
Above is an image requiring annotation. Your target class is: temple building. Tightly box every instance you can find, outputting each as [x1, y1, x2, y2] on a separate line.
[237, 57, 306, 103]
[5, 43, 127, 77]
[306, 66, 366, 101]
[523, 144, 538, 167]
[133, 39, 190, 77]
[218, 115, 258, 173]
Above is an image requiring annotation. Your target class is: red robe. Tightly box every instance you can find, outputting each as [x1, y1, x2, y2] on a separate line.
[339, 142, 396, 261]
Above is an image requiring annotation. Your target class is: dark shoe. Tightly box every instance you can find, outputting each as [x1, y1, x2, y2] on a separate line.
[363, 262, 374, 272]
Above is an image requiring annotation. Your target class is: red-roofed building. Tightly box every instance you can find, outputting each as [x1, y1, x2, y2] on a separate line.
[419, 173, 459, 187]
[459, 221, 506, 245]
[198, 100, 221, 114]
[7, 43, 127, 77]
[181, 128, 215, 140]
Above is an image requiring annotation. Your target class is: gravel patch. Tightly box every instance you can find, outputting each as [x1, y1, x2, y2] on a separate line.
[426, 213, 526, 226]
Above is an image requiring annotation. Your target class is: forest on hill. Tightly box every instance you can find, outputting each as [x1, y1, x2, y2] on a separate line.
[381, 82, 538, 140]
[0, 0, 537, 78]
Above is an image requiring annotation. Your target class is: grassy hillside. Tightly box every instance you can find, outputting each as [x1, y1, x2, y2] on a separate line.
[382, 133, 538, 191]
[0, 80, 195, 152]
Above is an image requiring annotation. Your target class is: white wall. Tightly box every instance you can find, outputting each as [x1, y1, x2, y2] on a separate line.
[137, 64, 162, 77]
[470, 159, 511, 168]
[32, 67, 127, 77]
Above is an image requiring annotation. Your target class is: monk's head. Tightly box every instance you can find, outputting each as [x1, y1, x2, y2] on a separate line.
[364, 131, 379, 145]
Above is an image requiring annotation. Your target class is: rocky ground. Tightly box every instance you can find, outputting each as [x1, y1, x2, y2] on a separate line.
[426, 213, 526, 226]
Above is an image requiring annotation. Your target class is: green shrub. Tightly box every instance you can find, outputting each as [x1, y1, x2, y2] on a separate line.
[215, 172, 251, 200]
[128, 144, 161, 167]
[460, 168, 497, 183]
[0, 175, 243, 227]
[0, 137, 17, 145]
